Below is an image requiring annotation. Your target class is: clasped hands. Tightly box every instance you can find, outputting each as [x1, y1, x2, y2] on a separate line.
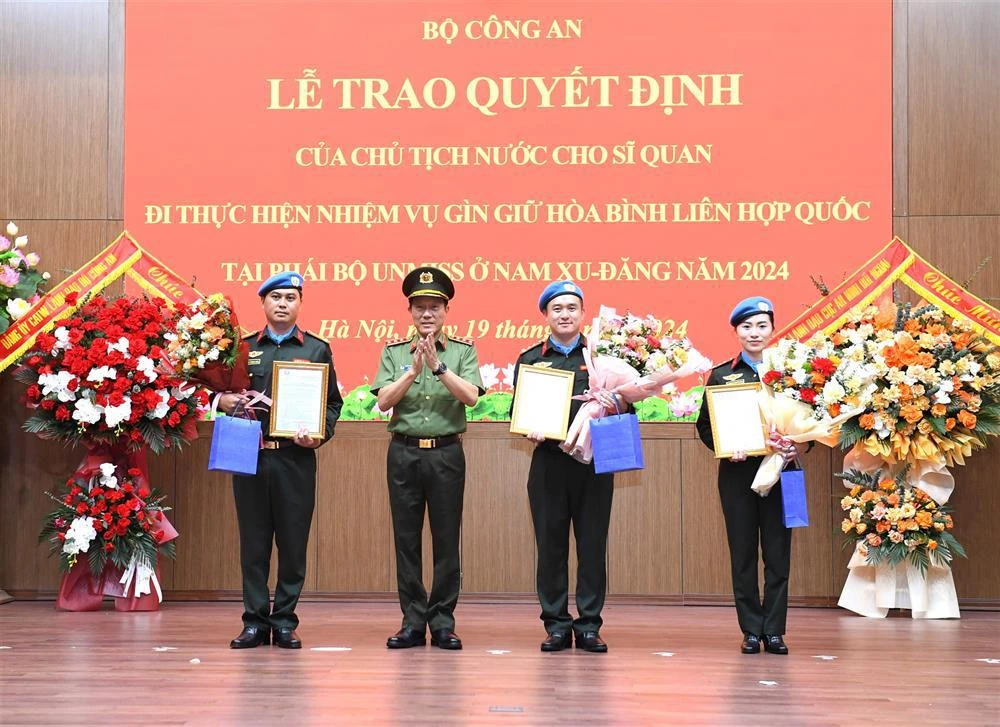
[729, 427, 801, 463]
[409, 334, 441, 375]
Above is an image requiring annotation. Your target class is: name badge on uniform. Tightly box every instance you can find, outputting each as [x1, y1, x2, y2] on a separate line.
[723, 373, 744, 383]
[248, 350, 264, 362]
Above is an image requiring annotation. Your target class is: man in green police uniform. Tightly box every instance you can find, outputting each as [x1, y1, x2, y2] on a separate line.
[371, 266, 484, 650]
[218, 270, 343, 650]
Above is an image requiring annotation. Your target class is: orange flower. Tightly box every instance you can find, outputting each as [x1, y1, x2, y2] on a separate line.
[952, 332, 973, 349]
[811, 372, 827, 386]
[867, 534, 882, 547]
[945, 417, 956, 431]
[876, 520, 891, 533]
[915, 511, 933, 528]
[860, 490, 875, 502]
[957, 410, 977, 429]
[879, 479, 895, 492]
[874, 304, 897, 330]
[218, 338, 232, 351]
[827, 403, 841, 418]
[900, 404, 924, 424]
[887, 493, 900, 506]
[931, 404, 947, 418]
[884, 335, 921, 368]
[903, 319, 921, 334]
[926, 323, 946, 336]
[859, 413, 876, 430]
[917, 352, 936, 368]
[927, 540, 938, 551]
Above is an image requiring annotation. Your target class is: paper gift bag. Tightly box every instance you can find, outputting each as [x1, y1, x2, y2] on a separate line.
[590, 412, 645, 474]
[208, 411, 261, 475]
[780, 466, 809, 528]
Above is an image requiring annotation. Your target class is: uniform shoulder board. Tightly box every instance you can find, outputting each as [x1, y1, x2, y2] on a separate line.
[384, 337, 409, 347]
[519, 339, 546, 354]
[242, 330, 258, 340]
[303, 329, 329, 343]
[446, 334, 475, 346]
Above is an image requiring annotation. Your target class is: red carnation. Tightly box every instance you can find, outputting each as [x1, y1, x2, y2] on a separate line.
[103, 530, 115, 540]
[40, 399, 55, 411]
[138, 487, 150, 499]
[75, 503, 87, 514]
[799, 388, 817, 404]
[137, 511, 147, 521]
[811, 358, 836, 377]
[65, 291, 79, 306]
[646, 335, 661, 349]
[104, 542, 114, 552]
[762, 370, 782, 386]
[167, 411, 181, 427]
[26, 384, 41, 400]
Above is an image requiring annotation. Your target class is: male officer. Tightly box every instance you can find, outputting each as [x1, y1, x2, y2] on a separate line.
[371, 266, 484, 650]
[696, 296, 800, 656]
[218, 271, 343, 650]
[512, 281, 622, 653]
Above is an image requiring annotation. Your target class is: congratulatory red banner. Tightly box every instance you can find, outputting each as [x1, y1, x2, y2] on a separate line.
[124, 1, 892, 407]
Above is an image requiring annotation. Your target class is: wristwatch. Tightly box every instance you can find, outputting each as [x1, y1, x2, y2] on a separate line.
[432, 361, 448, 376]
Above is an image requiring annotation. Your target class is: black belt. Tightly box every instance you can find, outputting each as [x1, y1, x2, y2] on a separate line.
[261, 439, 295, 450]
[392, 433, 461, 449]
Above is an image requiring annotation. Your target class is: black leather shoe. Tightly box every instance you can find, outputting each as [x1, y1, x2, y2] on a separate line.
[763, 634, 788, 655]
[273, 627, 302, 649]
[386, 627, 426, 649]
[741, 633, 761, 654]
[430, 629, 463, 650]
[575, 631, 608, 653]
[541, 632, 572, 652]
[229, 625, 270, 649]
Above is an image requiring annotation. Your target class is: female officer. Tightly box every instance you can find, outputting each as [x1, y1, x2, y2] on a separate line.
[695, 297, 801, 655]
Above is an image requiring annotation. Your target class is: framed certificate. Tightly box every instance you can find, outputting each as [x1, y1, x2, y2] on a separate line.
[509, 364, 576, 441]
[269, 361, 329, 439]
[704, 383, 769, 458]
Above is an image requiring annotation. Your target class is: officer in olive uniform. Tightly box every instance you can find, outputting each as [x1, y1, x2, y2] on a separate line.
[371, 267, 484, 650]
[512, 281, 623, 654]
[219, 271, 344, 650]
[696, 296, 800, 656]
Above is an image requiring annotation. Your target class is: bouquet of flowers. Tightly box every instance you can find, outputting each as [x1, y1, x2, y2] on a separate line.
[0, 221, 50, 332]
[14, 293, 208, 453]
[836, 466, 965, 575]
[561, 306, 712, 462]
[164, 293, 250, 392]
[39, 461, 177, 577]
[761, 338, 877, 425]
[835, 302, 1000, 466]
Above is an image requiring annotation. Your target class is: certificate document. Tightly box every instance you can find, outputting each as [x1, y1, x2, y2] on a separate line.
[509, 364, 576, 441]
[704, 383, 769, 458]
[269, 361, 329, 439]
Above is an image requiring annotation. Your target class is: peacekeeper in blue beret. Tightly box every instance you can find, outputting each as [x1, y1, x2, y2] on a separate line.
[695, 296, 802, 656]
[510, 280, 624, 653]
[217, 269, 344, 650]
[371, 266, 484, 651]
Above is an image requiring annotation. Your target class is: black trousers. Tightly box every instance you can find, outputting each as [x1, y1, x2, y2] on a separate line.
[527, 444, 614, 636]
[232, 445, 316, 630]
[386, 439, 465, 632]
[717, 463, 791, 636]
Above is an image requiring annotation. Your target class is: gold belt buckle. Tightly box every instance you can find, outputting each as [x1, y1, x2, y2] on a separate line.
[262, 440, 279, 450]
[418, 438, 434, 449]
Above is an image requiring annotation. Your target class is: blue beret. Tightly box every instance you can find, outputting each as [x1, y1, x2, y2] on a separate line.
[729, 296, 774, 326]
[258, 271, 304, 296]
[539, 280, 584, 312]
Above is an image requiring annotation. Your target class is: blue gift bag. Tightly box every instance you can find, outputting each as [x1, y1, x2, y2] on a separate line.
[780, 466, 809, 528]
[208, 412, 261, 476]
[590, 413, 645, 474]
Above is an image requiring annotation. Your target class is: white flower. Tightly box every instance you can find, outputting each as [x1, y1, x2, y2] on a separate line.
[791, 367, 808, 385]
[479, 363, 501, 390]
[52, 326, 72, 353]
[135, 355, 158, 382]
[104, 401, 132, 429]
[5, 297, 31, 320]
[14, 235, 28, 249]
[187, 312, 208, 330]
[42, 272, 51, 280]
[501, 363, 516, 387]
[38, 370, 78, 402]
[196, 354, 206, 368]
[25, 252, 40, 266]
[62, 516, 97, 556]
[849, 507, 863, 523]
[206, 347, 220, 362]
[99, 462, 119, 489]
[822, 379, 846, 403]
[934, 379, 954, 404]
[72, 396, 103, 425]
[148, 389, 170, 420]
[86, 366, 117, 383]
[5, 222, 17, 236]
[107, 336, 131, 357]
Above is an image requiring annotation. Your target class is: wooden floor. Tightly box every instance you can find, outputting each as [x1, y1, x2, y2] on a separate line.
[0, 602, 998, 725]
